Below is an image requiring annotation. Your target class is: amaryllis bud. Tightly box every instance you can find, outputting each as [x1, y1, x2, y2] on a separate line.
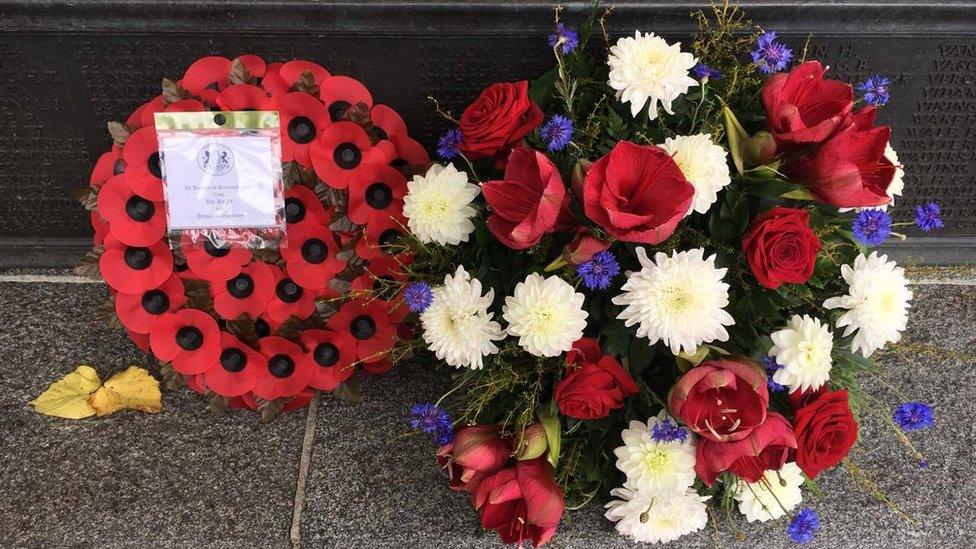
[437, 424, 513, 493]
[516, 422, 548, 460]
[746, 131, 777, 167]
[570, 158, 592, 197]
[562, 229, 611, 266]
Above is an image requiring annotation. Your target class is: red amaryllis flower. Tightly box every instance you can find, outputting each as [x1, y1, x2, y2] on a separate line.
[114, 274, 187, 334]
[277, 92, 331, 166]
[202, 332, 262, 398]
[299, 328, 357, 390]
[582, 141, 694, 245]
[149, 308, 221, 375]
[355, 210, 408, 260]
[668, 357, 770, 442]
[281, 223, 345, 291]
[482, 147, 574, 249]
[284, 184, 331, 228]
[182, 234, 252, 282]
[437, 424, 513, 493]
[458, 81, 543, 161]
[121, 126, 164, 201]
[474, 458, 564, 547]
[319, 75, 373, 122]
[741, 207, 822, 289]
[181, 56, 232, 94]
[90, 148, 123, 188]
[762, 60, 855, 149]
[309, 121, 385, 190]
[554, 337, 638, 420]
[277, 59, 331, 87]
[211, 261, 276, 319]
[99, 236, 174, 294]
[327, 298, 395, 364]
[695, 412, 797, 485]
[793, 389, 858, 479]
[347, 163, 407, 226]
[217, 84, 271, 111]
[265, 265, 317, 323]
[252, 336, 314, 400]
[96, 174, 166, 246]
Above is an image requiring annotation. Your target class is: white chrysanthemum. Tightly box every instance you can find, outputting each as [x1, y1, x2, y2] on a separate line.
[613, 411, 696, 496]
[421, 266, 504, 369]
[402, 163, 480, 245]
[823, 252, 913, 357]
[613, 248, 734, 355]
[838, 143, 905, 212]
[768, 314, 834, 394]
[660, 134, 731, 216]
[608, 31, 698, 120]
[605, 487, 709, 544]
[733, 462, 804, 522]
[502, 273, 587, 357]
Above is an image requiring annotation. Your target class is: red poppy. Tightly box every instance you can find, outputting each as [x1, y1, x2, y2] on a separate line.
[184, 373, 207, 395]
[281, 223, 346, 291]
[278, 60, 331, 88]
[127, 96, 165, 128]
[265, 265, 317, 323]
[165, 98, 207, 113]
[261, 62, 290, 98]
[217, 84, 271, 111]
[327, 298, 395, 364]
[320, 75, 373, 122]
[121, 126, 164, 201]
[349, 254, 409, 294]
[202, 332, 262, 397]
[299, 328, 357, 390]
[127, 329, 150, 353]
[181, 56, 232, 94]
[236, 54, 267, 79]
[149, 308, 221, 375]
[96, 174, 166, 246]
[347, 163, 407, 226]
[91, 211, 109, 246]
[99, 235, 174, 294]
[115, 274, 187, 334]
[90, 149, 123, 188]
[388, 134, 431, 173]
[277, 92, 331, 166]
[309, 121, 385, 190]
[355, 210, 408, 260]
[182, 233, 253, 282]
[252, 336, 314, 400]
[211, 261, 276, 319]
[370, 105, 407, 140]
[284, 184, 331, 228]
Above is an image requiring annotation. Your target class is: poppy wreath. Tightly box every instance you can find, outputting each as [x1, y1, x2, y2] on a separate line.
[75, 55, 429, 419]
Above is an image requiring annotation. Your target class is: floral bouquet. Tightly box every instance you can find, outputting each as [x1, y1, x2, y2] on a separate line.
[397, 3, 940, 546]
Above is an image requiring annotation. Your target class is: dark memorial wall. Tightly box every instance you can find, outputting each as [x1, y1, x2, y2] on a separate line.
[1, 0, 975, 266]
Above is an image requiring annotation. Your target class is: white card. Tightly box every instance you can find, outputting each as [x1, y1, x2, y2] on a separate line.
[160, 134, 278, 230]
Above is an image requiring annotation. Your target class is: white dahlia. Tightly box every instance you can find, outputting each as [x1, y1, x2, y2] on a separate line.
[613, 411, 696, 496]
[838, 143, 905, 212]
[402, 163, 480, 245]
[768, 314, 834, 394]
[421, 266, 504, 369]
[604, 487, 709, 544]
[733, 462, 804, 522]
[503, 273, 587, 357]
[607, 31, 698, 120]
[660, 134, 731, 216]
[613, 248, 734, 355]
[823, 252, 913, 357]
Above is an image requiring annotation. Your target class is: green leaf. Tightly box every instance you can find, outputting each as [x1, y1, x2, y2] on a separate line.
[723, 105, 749, 175]
[538, 407, 561, 468]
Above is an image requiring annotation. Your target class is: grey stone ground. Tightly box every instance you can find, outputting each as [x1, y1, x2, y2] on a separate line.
[0, 276, 973, 548]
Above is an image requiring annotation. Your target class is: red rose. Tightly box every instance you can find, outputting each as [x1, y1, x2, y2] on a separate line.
[793, 389, 858, 479]
[437, 424, 513, 493]
[554, 337, 638, 419]
[668, 358, 769, 442]
[695, 412, 797, 485]
[582, 141, 694, 245]
[482, 148, 575, 249]
[474, 458, 564, 547]
[458, 81, 543, 161]
[741, 207, 821, 290]
[762, 60, 855, 149]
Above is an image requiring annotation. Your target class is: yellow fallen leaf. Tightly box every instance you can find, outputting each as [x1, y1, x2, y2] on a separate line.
[89, 366, 162, 416]
[30, 365, 102, 419]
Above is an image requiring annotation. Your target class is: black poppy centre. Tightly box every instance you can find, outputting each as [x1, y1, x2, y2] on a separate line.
[287, 116, 317, 144]
[328, 100, 351, 122]
[350, 315, 377, 340]
[125, 195, 155, 222]
[147, 152, 162, 179]
[365, 182, 393, 210]
[334, 142, 362, 170]
[204, 240, 231, 258]
[124, 246, 153, 270]
[227, 274, 255, 298]
[276, 278, 303, 303]
[378, 229, 402, 247]
[141, 289, 170, 315]
[314, 343, 340, 367]
[301, 238, 329, 264]
[176, 326, 204, 351]
[220, 348, 247, 373]
[285, 197, 306, 224]
[268, 354, 296, 378]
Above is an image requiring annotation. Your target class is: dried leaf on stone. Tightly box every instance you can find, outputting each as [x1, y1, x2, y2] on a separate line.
[74, 186, 99, 211]
[251, 247, 281, 265]
[96, 297, 122, 328]
[161, 78, 192, 105]
[29, 365, 102, 419]
[292, 70, 319, 96]
[107, 121, 132, 147]
[282, 161, 317, 189]
[159, 361, 186, 391]
[225, 314, 260, 345]
[228, 58, 256, 86]
[89, 366, 163, 416]
[333, 377, 363, 405]
[256, 397, 286, 423]
[73, 247, 104, 280]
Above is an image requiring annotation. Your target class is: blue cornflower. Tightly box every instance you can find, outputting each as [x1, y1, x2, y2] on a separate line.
[651, 418, 688, 443]
[692, 62, 723, 81]
[851, 209, 893, 246]
[410, 403, 453, 445]
[761, 356, 787, 392]
[576, 250, 620, 290]
[548, 23, 579, 55]
[540, 114, 575, 152]
[403, 281, 434, 313]
[857, 74, 891, 106]
[437, 129, 463, 160]
[751, 31, 793, 74]
[914, 202, 944, 232]
[787, 508, 820, 544]
[893, 402, 935, 431]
